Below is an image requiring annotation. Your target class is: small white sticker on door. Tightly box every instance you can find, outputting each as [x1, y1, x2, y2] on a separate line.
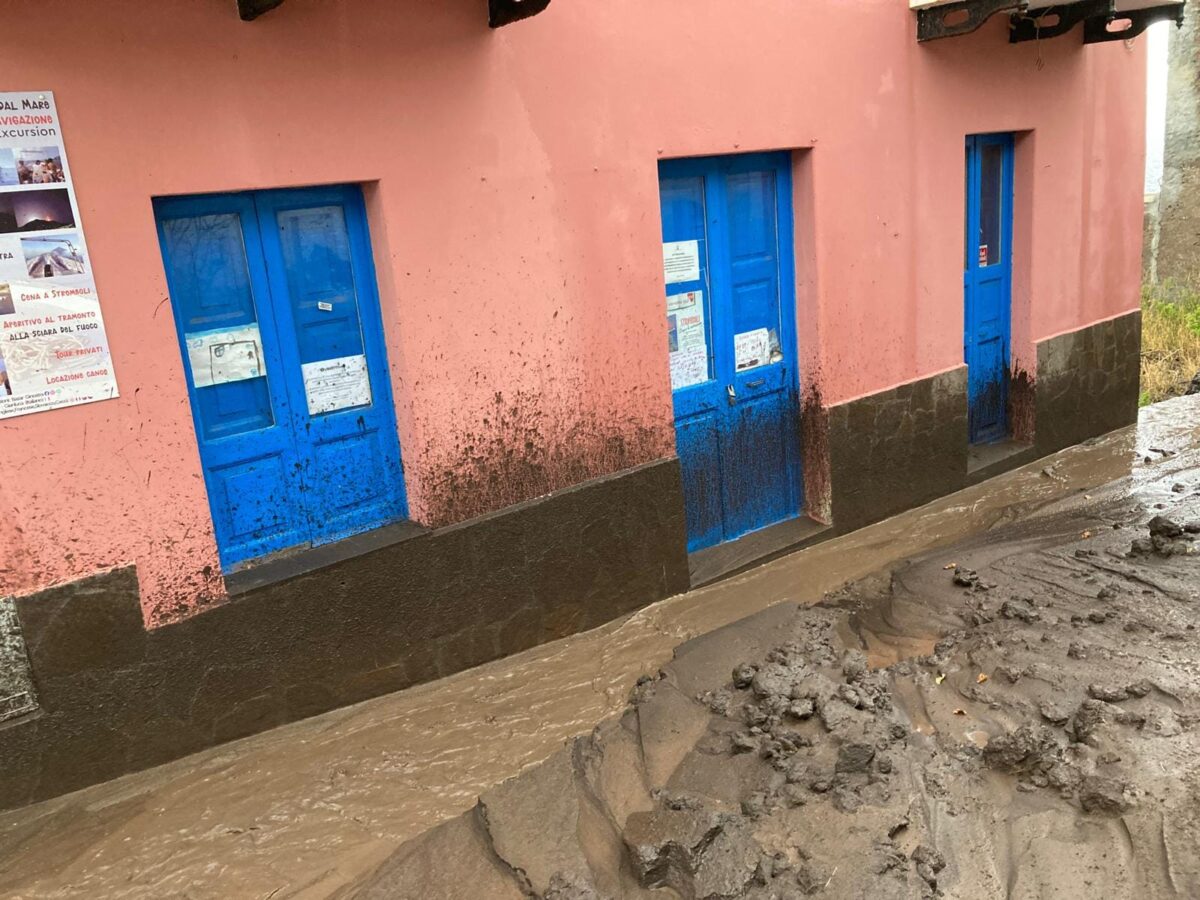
[184, 324, 264, 388]
[734, 328, 770, 372]
[663, 240, 701, 284]
[301, 353, 372, 415]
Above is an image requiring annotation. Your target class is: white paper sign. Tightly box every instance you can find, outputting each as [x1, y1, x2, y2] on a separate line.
[185, 324, 264, 388]
[734, 328, 770, 372]
[302, 353, 372, 415]
[670, 346, 708, 390]
[662, 240, 701, 285]
[667, 290, 709, 390]
[0, 91, 119, 420]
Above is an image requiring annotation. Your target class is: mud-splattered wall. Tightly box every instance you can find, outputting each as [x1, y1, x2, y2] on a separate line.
[0, 1, 1145, 625]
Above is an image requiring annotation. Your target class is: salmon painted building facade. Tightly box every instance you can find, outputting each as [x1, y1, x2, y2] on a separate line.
[0, 0, 1164, 808]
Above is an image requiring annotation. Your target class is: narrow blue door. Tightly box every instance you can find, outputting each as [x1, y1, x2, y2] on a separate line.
[659, 153, 803, 553]
[155, 185, 407, 569]
[964, 134, 1014, 444]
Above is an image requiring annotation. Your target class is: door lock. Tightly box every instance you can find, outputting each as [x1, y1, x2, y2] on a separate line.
[726, 384, 736, 404]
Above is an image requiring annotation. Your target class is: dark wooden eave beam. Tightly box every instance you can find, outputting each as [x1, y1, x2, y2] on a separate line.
[489, 0, 552, 28]
[238, 0, 284, 21]
[237, 0, 551, 28]
[917, 0, 1027, 41]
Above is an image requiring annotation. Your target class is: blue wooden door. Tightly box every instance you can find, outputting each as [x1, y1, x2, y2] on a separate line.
[964, 134, 1014, 444]
[155, 185, 407, 569]
[659, 153, 803, 553]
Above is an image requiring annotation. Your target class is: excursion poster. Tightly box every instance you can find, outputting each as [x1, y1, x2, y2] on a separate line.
[0, 90, 118, 420]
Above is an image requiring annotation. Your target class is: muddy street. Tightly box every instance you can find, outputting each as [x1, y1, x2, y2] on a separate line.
[1, 396, 1198, 899]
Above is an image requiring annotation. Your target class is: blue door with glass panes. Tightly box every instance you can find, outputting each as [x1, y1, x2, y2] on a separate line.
[964, 134, 1014, 444]
[154, 184, 407, 569]
[659, 153, 803, 553]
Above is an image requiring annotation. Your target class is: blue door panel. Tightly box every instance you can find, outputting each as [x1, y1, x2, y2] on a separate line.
[156, 194, 311, 565]
[675, 416, 724, 552]
[964, 134, 1014, 444]
[155, 184, 408, 570]
[272, 203, 367, 365]
[214, 455, 296, 541]
[660, 153, 803, 553]
[722, 390, 798, 540]
[255, 186, 408, 549]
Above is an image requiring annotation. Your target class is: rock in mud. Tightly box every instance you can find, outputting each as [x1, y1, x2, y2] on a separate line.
[1088, 683, 1130, 702]
[1038, 700, 1071, 725]
[1068, 699, 1112, 744]
[751, 663, 795, 700]
[999, 600, 1040, 623]
[1126, 679, 1154, 698]
[544, 872, 604, 900]
[787, 698, 816, 720]
[623, 807, 724, 888]
[982, 725, 1061, 773]
[1078, 775, 1136, 814]
[691, 820, 762, 899]
[952, 568, 979, 588]
[1130, 515, 1196, 557]
[835, 741, 876, 774]
[732, 664, 757, 689]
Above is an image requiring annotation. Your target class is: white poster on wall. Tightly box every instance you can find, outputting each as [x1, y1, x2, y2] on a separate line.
[0, 91, 119, 420]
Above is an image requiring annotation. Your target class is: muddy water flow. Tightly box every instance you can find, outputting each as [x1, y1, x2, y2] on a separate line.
[0, 396, 1197, 899]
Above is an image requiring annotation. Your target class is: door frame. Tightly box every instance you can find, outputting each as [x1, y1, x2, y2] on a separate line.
[963, 132, 1015, 445]
[154, 184, 408, 570]
[659, 151, 803, 552]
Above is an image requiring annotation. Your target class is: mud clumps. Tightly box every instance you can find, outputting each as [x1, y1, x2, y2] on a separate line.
[1128, 515, 1198, 557]
[982, 724, 1061, 774]
[350, 482, 1200, 899]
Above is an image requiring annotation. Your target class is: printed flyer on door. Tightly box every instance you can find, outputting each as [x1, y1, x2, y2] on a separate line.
[0, 90, 118, 420]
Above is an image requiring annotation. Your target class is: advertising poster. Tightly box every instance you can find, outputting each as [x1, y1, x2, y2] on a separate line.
[667, 290, 708, 390]
[0, 91, 118, 420]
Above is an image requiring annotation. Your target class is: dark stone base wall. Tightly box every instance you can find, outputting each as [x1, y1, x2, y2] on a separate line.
[0, 459, 689, 812]
[826, 367, 969, 533]
[1033, 311, 1142, 456]
[823, 309, 1141, 534]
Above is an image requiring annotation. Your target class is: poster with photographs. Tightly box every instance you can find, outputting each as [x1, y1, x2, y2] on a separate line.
[0, 91, 117, 420]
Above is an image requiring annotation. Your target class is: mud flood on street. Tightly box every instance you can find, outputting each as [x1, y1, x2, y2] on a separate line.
[2, 396, 1200, 899]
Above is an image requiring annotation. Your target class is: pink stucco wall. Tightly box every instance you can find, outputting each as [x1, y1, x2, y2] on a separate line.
[0, 1, 1146, 625]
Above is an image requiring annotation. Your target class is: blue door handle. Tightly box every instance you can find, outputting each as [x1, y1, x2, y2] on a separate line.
[726, 384, 736, 404]
[746, 378, 765, 389]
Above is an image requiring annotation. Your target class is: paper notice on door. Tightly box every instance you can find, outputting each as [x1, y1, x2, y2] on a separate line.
[670, 346, 708, 390]
[667, 290, 708, 390]
[301, 353, 372, 415]
[185, 324, 264, 388]
[663, 240, 701, 285]
[734, 328, 770, 372]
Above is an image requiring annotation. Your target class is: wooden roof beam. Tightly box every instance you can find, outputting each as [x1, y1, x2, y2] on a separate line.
[238, 0, 284, 21]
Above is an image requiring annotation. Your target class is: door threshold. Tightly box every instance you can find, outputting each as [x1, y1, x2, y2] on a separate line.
[688, 515, 832, 589]
[966, 437, 1036, 479]
[225, 519, 428, 596]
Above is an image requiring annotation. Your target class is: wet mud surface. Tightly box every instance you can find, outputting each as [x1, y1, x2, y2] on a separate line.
[348, 476, 1200, 899]
[0, 396, 1198, 899]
